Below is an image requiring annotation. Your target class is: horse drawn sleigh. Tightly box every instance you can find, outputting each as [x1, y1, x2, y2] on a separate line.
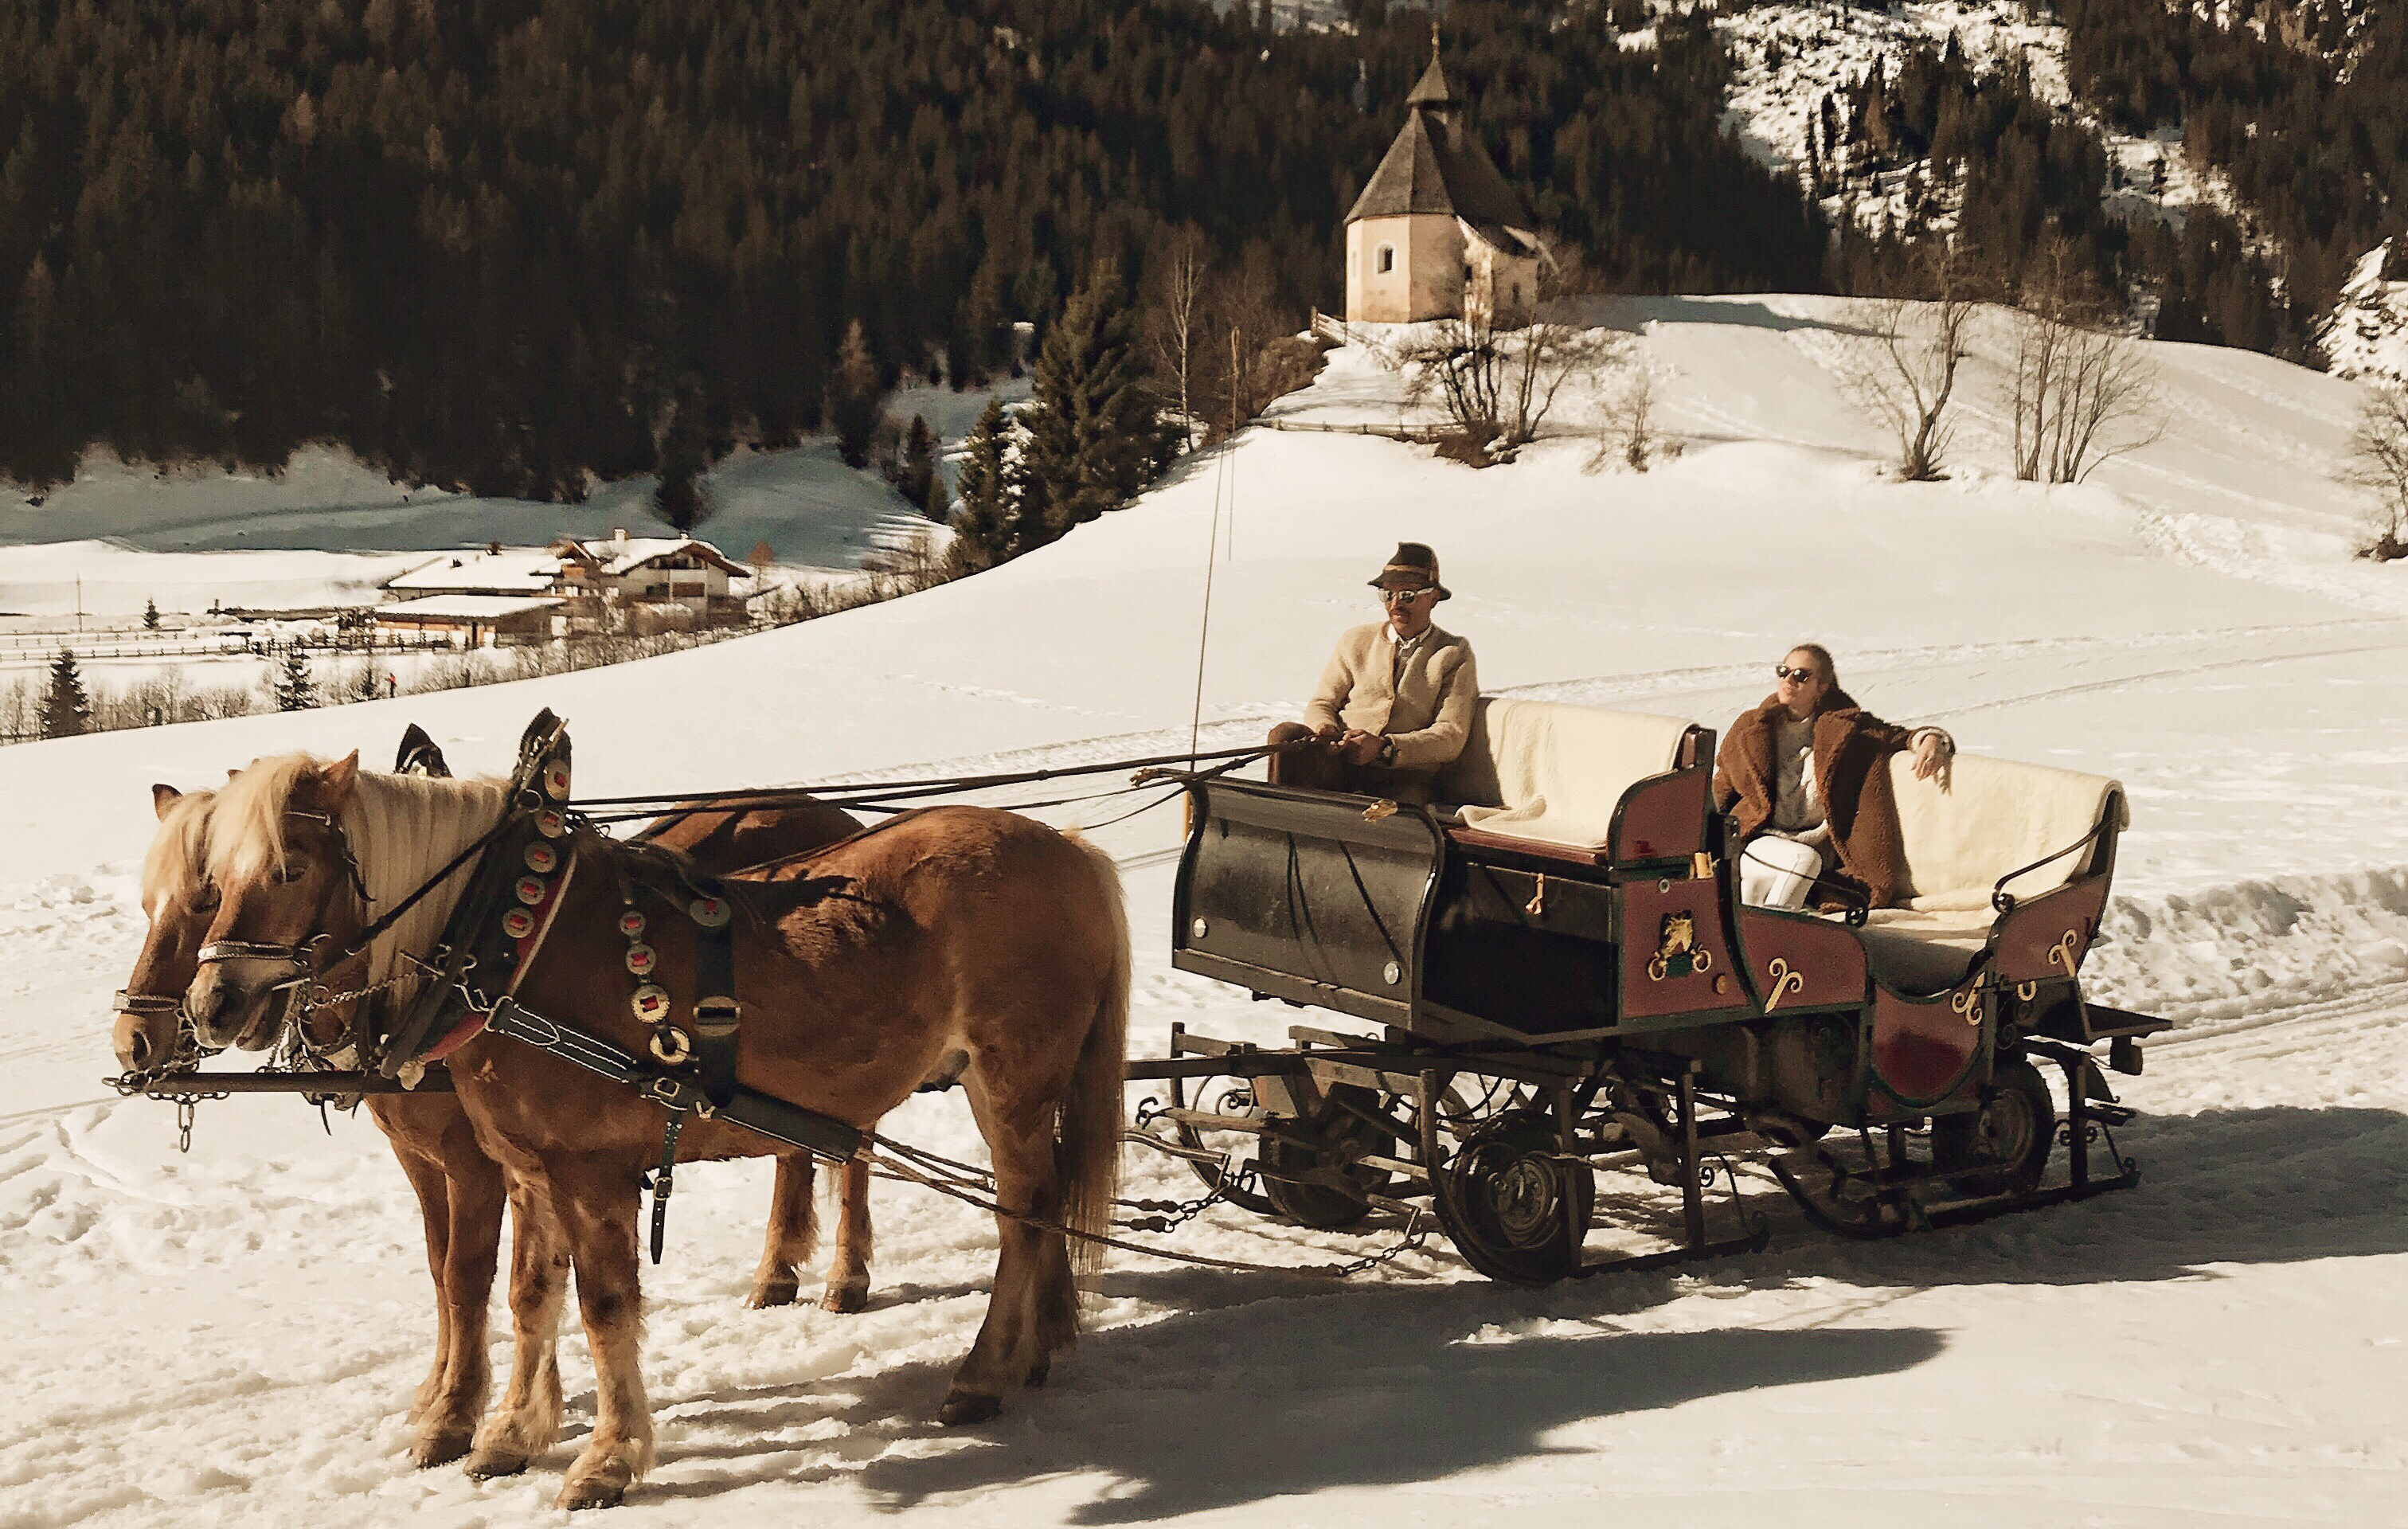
[106, 699, 2166, 1504]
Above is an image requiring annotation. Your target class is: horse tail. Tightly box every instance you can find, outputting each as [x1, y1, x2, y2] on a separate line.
[1057, 829, 1130, 1281]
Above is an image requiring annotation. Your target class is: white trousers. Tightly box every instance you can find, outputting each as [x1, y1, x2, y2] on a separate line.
[1740, 834, 1826, 909]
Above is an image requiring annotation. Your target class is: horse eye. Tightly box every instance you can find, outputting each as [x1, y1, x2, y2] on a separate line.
[193, 885, 221, 909]
[275, 865, 307, 885]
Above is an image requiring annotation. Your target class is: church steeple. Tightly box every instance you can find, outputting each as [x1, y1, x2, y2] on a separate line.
[1404, 22, 1454, 121]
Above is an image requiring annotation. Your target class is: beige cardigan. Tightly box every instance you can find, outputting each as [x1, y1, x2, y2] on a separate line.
[1302, 622, 1480, 774]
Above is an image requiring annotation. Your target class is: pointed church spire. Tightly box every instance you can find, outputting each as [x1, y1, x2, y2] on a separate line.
[1406, 21, 1452, 110]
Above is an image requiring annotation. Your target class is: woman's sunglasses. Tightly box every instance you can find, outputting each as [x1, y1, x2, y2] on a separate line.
[1773, 664, 1818, 682]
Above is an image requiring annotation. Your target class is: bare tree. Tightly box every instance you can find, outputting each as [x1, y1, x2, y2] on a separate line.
[1841, 242, 1982, 481]
[1390, 255, 1616, 454]
[1592, 363, 1659, 471]
[1142, 226, 1209, 450]
[2007, 238, 2164, 483]
[2344, 385, 2408, 561]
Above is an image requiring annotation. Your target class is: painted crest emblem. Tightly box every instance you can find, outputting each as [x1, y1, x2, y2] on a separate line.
[625, 943, 658, 977]
[630, 983, 671, 1023]
[618, 909, 647, 940]
[501, 907, 535, 940]
[1647, 910, 1713, 982]
[522, 842, 559, 875]
[688, 897, 731, 929]
[514, 874, 549, 906]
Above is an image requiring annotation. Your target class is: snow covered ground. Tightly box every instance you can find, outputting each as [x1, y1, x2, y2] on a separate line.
[3, 299, 2405, 1526]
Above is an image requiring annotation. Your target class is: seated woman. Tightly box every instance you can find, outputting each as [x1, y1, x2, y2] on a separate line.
[1714, 644, 1952, 910]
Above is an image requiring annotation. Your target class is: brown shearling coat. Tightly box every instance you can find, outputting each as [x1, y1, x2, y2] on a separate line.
[1713, 690, 1934, 908]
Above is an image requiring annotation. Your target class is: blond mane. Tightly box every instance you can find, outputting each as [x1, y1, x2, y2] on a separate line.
[212, 753, 512, 1000]
[141, 787, 217, 912]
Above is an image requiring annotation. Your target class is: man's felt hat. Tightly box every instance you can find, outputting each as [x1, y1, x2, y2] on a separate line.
[1368, 542, 1450, 600]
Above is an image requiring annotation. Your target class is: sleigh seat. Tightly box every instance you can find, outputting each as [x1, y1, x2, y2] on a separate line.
[1433, 698, 1702, 865]
[1854, 752, 2127, 996]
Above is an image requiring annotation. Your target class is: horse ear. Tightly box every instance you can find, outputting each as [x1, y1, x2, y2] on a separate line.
[321, 750, 362, 805]
[151, 784, 181, 819]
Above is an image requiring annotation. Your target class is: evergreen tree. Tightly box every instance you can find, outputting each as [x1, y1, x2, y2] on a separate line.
[40, 649, 89, 739]
[272, 649, 316, 712]
[1017, 262, 1180, 547]
[143, 597, 160, 631]
[900, 414, 944, 520]
[949, 396, 1018, 570]
[830, 322, 884, 470]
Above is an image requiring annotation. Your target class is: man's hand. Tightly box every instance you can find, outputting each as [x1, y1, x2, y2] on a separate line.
[1911, 731, 1950, 780]
[1335, 729, 1385, 767]
[1312, 722, 1344, 744]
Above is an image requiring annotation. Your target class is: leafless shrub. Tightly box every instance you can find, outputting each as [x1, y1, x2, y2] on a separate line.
[2345, 385, 2408, 561]
[1589, 363, 1667, 473]
[1836, 243, 1983, 481]
[2006, 239, 2164, 484]
[1392, 315, 1616, 452]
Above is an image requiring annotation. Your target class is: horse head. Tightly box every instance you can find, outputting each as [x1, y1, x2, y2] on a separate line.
[113, 784, 219, 1072]
[186, 751, 373, 1054]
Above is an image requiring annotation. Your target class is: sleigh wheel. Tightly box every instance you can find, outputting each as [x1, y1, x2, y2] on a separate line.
[1258, 1083, 1399, 1230]
[1433, 1109, 1593, 1286]
[1932, 1059, 2054, 1199]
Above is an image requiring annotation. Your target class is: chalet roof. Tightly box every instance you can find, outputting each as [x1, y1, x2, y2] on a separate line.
[550, 534, 749, 580]
[384, 547, 561, 596]
[1344, 98, 1533, 230]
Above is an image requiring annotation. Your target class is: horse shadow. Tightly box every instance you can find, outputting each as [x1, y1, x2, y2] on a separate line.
[652, 1316, 1945, 1519]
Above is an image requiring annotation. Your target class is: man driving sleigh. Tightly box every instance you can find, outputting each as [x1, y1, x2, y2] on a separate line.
[1268, 542, 1479, 804]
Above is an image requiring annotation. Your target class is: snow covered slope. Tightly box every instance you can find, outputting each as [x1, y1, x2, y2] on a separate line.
[3, 299, 2406, 1527]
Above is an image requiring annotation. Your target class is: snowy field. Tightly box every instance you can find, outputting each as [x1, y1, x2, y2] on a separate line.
[4, 297, 2406, 1526]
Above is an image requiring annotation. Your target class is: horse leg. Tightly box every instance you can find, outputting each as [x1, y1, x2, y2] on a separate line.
[385, 1141, 455, 1428]
[410, 1125, 504, 1468]
[822, 1156, 874, 1314]
[938, 1085, 1068, 1425]
[746, 1154, 817, 1310]
[548, 1152, 655, 1511]
[463, 1175, 569, 1480]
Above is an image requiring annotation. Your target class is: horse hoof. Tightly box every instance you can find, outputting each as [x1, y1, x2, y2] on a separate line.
[936, 1390, 1001, 1427]
[821, 1279, 869, 1315]
[555, 1476, 627, 1511]
[410, 1423, 476, 1469]
[747, 1277, 799, 1310]
[1026, 1356, 1052, 1389]
[463, 1448, 531, 1480]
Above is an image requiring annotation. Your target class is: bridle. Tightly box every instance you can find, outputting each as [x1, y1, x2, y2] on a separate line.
[194, 808, 380, 1066]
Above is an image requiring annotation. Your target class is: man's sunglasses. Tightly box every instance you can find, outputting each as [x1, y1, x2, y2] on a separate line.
[1773, 664, 1819, 682]
[1382, 586, 1436, 604]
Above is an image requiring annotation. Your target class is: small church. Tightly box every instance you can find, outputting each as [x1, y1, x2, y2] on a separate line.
[1344, 40, 1548, 327]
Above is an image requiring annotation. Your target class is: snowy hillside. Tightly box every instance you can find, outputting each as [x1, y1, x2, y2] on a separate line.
[5, 299, 2407, 1525]
[2324, 240, 2408, 388]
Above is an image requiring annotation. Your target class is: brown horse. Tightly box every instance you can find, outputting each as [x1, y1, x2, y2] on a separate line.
[114, 762, 879, 1471]
[186, 750, 1129, 1508]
